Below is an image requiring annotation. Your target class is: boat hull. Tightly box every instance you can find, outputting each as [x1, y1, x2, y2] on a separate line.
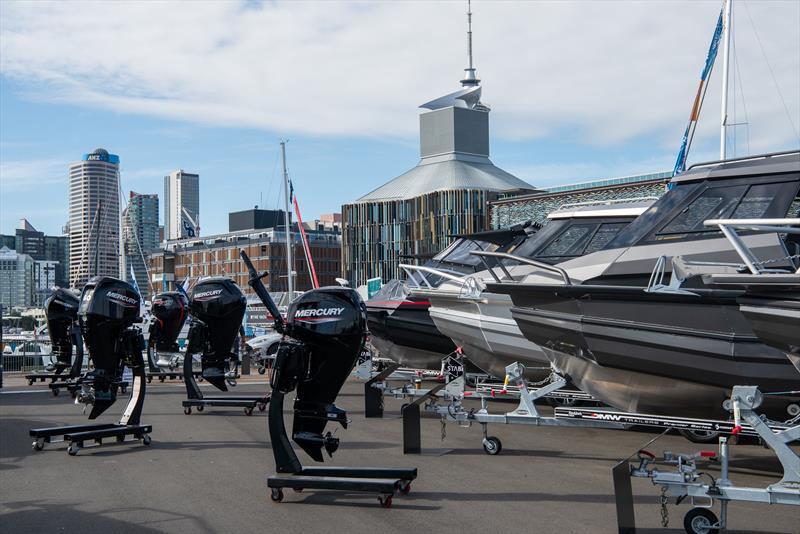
[426, 291, 550, 380]
[503, 284, 800, 419]
[739, 293, 800, 374]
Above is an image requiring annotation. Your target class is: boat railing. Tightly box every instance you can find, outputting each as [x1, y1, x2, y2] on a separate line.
[398, 264, 469, 289]
[703, 218, 800, 274]
[469, 251, 572, 285]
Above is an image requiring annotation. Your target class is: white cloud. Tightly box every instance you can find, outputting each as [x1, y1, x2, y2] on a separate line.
[1, 0, 798, 154]
[0, 158, 70, 191]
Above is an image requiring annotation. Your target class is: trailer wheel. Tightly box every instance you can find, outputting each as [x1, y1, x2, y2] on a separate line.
[378, 495, 393, 508]
[683, 507, 719, 534]
[270, 488, 284, 502]
[679, 429, 720, 444]
[482, 436, 502, 455]
[184, 407, 192, 415]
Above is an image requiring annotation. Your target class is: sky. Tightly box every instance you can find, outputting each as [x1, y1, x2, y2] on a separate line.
[1, 0, 799, 237]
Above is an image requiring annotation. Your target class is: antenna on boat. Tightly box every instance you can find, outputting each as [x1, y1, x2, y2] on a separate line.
[720, 0, 733, 160]
[461, 0, 480, 87]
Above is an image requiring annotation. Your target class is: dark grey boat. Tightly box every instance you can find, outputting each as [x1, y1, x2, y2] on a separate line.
[486, 151, 800, 420]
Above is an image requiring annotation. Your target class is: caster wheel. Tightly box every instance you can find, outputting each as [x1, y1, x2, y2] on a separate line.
[32, 439, 45, 451]
[196, 405, 204, 412]
[52, 389, 60, 397]
[121, 388, 127, 394]
[244, 407, 254, 416]
[147, 376, 152, 383]
[378, 495, 393, 508]
[28, 380, 34, 386]
[184, 407, 192, 415]
[258, 367, 266, 375]
[116, 435, 125, 443]
[483, 436, 502, 455]
[258, 403, 266, 412]
[67, 444, 80, 456]
[398, 481, 411, 495]
[683, 507, 719, 534]
[270, 488, 284, 502]
[142, 434, 152, 446]
[679, 429, 720, 444]
[159, 377, 165, 383]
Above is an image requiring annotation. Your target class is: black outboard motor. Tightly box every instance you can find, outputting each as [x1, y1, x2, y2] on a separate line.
[284, 288, 367, 462]
[45, 288, 80, 374]
[150, 292, 188, 353]
[187, 277, 246, 391]
[78, 276, 144, 419]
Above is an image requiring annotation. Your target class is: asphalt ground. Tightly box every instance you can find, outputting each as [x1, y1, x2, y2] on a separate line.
[1, 376, 797, 534]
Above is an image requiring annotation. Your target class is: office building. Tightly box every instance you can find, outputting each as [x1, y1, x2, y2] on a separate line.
[68, 148, 121, 288]
[164, 170, 200, 240]
[229, 208, 287, 232]
[122, 192, 159, 298]
[32, 260, 58, 306]
[1, 219, 70, 289]
[0, 246, 34, 308]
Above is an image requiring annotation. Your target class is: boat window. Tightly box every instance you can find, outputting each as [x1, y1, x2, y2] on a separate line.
[434, 239, 497, 267]
[731, 183, 783, 219]
[538, 224, 596, 257]
[659, 186, 747, 234]
[583, 222, 630, 254]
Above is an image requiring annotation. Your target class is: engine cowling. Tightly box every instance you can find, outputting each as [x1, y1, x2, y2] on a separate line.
[151, 291, 188, 352]
[45, 288, 80, 368]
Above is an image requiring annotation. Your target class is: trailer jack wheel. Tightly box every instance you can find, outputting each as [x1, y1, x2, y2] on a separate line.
[378, 495, 393, 508]
[270, 488, 284, 502]
[683, 507, 719, 534]
[482, 436, 502, 455]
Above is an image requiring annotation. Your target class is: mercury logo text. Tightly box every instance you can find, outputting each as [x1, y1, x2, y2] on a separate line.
[195, 289, 223, 299]
[295, 307, 345, 318]
[107, 292, 138, 305]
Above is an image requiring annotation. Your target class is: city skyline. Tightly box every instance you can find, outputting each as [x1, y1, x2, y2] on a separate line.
[2, 1, 799, 237]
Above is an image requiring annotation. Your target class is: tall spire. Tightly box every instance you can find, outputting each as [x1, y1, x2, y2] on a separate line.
[460, 0, 480, 87]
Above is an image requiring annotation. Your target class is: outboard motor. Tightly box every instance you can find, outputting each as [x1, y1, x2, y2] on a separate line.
[44, 288, 80, 374]
[187, 277, 246, 391]
[149, 291, 188, 368]
[282, 287, 367, 463]
[78, 277, 144, 419]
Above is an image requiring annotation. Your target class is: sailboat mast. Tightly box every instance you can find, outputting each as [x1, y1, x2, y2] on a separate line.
[280, 141, 294, 296]
[719, 0, 732, 160]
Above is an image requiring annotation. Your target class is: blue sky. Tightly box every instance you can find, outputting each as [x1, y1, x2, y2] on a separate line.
[2, 0, 798, 236]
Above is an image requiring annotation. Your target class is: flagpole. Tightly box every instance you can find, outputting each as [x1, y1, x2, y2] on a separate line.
[280, 140, 294, 296]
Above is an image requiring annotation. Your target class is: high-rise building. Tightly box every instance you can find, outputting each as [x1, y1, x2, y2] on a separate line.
[0, 246, 34, 308]
[68, 148, 121, 289]
[10, 219, 69, 289]
[164, 170, 199, 240]
[122, 192, 159, 299]
[341, 8, 533, 285]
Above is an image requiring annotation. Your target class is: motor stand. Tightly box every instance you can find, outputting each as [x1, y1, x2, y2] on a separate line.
[27, 325, 85, 390]
[30, 328, 152, 456]
[181, 334, 268, 416]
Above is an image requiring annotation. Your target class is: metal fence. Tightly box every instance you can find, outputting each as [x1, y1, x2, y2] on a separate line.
[2, 352, 55, 373]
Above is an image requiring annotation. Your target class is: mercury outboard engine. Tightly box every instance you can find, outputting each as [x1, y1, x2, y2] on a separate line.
[240, 250, 366, 471]
[186, 277, 246, 391]
[149, 291, 188, 368]
[78, 277, 144, 419]
[44, 288, 81, 374]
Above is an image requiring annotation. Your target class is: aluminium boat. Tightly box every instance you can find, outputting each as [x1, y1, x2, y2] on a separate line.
[485, 153, 800, 419]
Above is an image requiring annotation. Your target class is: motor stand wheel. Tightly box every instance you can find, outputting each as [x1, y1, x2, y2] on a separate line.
[258, 367, 266, 375]
[683, 507, 719, 534]
[258, 403, 266, 412]
[32, 438, 45, 451]
[270, 488, 284, 502]
[482, 436, 502, 455]
[51, 389, 59, 397]
[142, 434, 152, 446]
[67, 444, 80, 456]
[184, 407, 192, 415]
[244, 407, 253, 416]
[378, 495, 393, 508]
[398, 481, 411, 495]
[196, 405, 204, 412]
[147, 376, 152, 383]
